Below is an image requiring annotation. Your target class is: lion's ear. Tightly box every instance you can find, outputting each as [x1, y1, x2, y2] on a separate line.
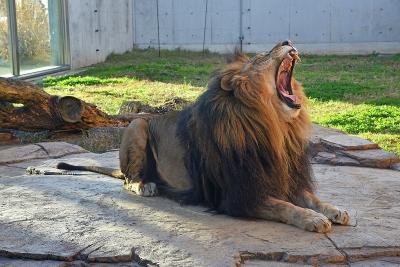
[220, 75, 233, 91]
[221, 74, 249, 91]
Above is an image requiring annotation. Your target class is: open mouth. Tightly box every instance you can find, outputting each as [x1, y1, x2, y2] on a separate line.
[276, 49, 301, 109]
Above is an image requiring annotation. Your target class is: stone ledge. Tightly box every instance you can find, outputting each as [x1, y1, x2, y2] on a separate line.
[310, 125, 400, 171]
[1, 152, 400, 266]
[0, 142, 88, 165]
[391, 163, 400, 171]
[339, 149, 400, 169]
[321, 134, 379, 151]
[311, 152, 360, 166]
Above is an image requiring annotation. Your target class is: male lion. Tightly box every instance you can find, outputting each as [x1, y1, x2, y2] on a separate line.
[58, 41, 350, 233]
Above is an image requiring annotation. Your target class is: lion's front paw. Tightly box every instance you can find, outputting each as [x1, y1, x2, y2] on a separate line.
[302, 210, 332, 233]
[324, 207, 350, 225]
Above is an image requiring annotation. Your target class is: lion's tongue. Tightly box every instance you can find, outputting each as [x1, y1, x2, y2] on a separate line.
[281, 90, 299, 103]
[278, 72, 299, 104]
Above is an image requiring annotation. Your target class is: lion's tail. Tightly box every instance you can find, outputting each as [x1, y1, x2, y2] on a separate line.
[56, 162, 125, 180]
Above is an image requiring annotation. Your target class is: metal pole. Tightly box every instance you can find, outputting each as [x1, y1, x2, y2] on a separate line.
[156, 0, 161, 57]
[61, 0, 71, 66]
[239, 0, 243, 52]
[202, 0, 208, 55]
[6, 0, 19, 76]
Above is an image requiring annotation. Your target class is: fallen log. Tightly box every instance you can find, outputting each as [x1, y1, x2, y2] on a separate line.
[0, 77, 153, 131]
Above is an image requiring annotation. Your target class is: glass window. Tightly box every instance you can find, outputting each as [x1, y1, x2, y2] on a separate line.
[0, 0, 11, 76]
[0, 0, 68, 77]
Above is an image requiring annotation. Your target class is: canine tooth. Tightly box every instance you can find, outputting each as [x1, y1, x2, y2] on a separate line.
[290, 51, 301, 62]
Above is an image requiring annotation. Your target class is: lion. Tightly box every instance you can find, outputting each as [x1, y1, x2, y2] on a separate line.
[58, 40, 350, 233]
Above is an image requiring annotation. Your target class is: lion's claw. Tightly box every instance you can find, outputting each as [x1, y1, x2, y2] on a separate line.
[138, 182, 158, 197]
[325, 208, 350, 225]
[124, 181, 158, 197]
[302, 210, 332, 233]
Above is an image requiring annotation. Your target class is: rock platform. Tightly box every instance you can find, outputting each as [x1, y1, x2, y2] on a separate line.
[0, 125, 399, 266]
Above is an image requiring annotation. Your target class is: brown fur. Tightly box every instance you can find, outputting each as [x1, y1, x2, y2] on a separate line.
[58, 41, 350, 232]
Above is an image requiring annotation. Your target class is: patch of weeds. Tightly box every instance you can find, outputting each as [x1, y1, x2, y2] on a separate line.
[359, 133, 400, 157]
[119, 97, 189, 114]
[80, 127, 124, 153]
[14, 130, 50, 144]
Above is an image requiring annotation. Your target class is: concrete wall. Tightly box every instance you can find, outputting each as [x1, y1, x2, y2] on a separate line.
[133, 0, 400, 54]
[68, 0, 134, 69]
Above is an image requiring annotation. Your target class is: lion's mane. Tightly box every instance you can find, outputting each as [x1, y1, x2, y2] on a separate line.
[177, 53, 314, 216]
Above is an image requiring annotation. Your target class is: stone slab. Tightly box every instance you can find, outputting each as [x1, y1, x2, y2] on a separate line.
[350, 257, 400, 266]
[1, 152, 400, 266]
[308, 125, 400, 171]
[0, 144, 47, 165]
[0, 258, 61, 267]
[310, 124, 344, 143]
[340, 149, 400, 169]
[321, 134, 379, 151]
[311, 152, 360, 166]
[34, 142, 88, 158]
[0, 142, 87, 165]
[308, 124, 344, 156]
[391, 163, 400, 171]
[314, 165, 400, 248]
[0, 165, 27, 177]
[0, 258, 133, 267]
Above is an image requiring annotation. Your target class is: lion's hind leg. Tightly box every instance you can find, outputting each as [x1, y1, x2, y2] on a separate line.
[255, 197, 332, 233]
[119, 118, 158, 197]
[294, 191, 350, 225]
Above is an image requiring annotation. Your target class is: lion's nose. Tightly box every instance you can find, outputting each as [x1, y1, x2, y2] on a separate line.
[282, 40, 292, 46]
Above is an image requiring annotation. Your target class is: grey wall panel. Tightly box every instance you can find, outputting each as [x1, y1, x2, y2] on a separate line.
[130, 0, 400, 54]
[96, 1, 133, 53]
[370, 0, 400, 42]
[209, 0, 240, 44]
[331, 0, 400, 43]
[134, 0, 158, 46]
[289, 0, 331, 43]
[331, 0, 375, 43]
[158, 0, 174, 44]
[245, 0, 290, 44]
[173, 0, 207, 44]
[68, 0, 97, 68]
[68, 0, 133, 69]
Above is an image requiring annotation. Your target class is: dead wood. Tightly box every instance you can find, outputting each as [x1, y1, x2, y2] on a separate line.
[0, 77, 155, 131]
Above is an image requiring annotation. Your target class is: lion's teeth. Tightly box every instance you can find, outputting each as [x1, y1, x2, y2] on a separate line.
[290, 52, 301, 62]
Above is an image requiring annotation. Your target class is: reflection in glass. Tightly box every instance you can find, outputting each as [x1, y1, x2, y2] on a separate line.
[0, 0, 11, 76]
[16, 0, 52, 74]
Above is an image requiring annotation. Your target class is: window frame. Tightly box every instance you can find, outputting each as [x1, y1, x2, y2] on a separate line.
[3, 0, 70, 78]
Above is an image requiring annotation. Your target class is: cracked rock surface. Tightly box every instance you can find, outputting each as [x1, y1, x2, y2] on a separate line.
[309, 125, 400, 170]
[0, 143, 400, 266]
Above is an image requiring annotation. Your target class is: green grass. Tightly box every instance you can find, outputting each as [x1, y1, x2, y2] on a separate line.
[44, 76, 127, 87]
[44, 48, 400, 156]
